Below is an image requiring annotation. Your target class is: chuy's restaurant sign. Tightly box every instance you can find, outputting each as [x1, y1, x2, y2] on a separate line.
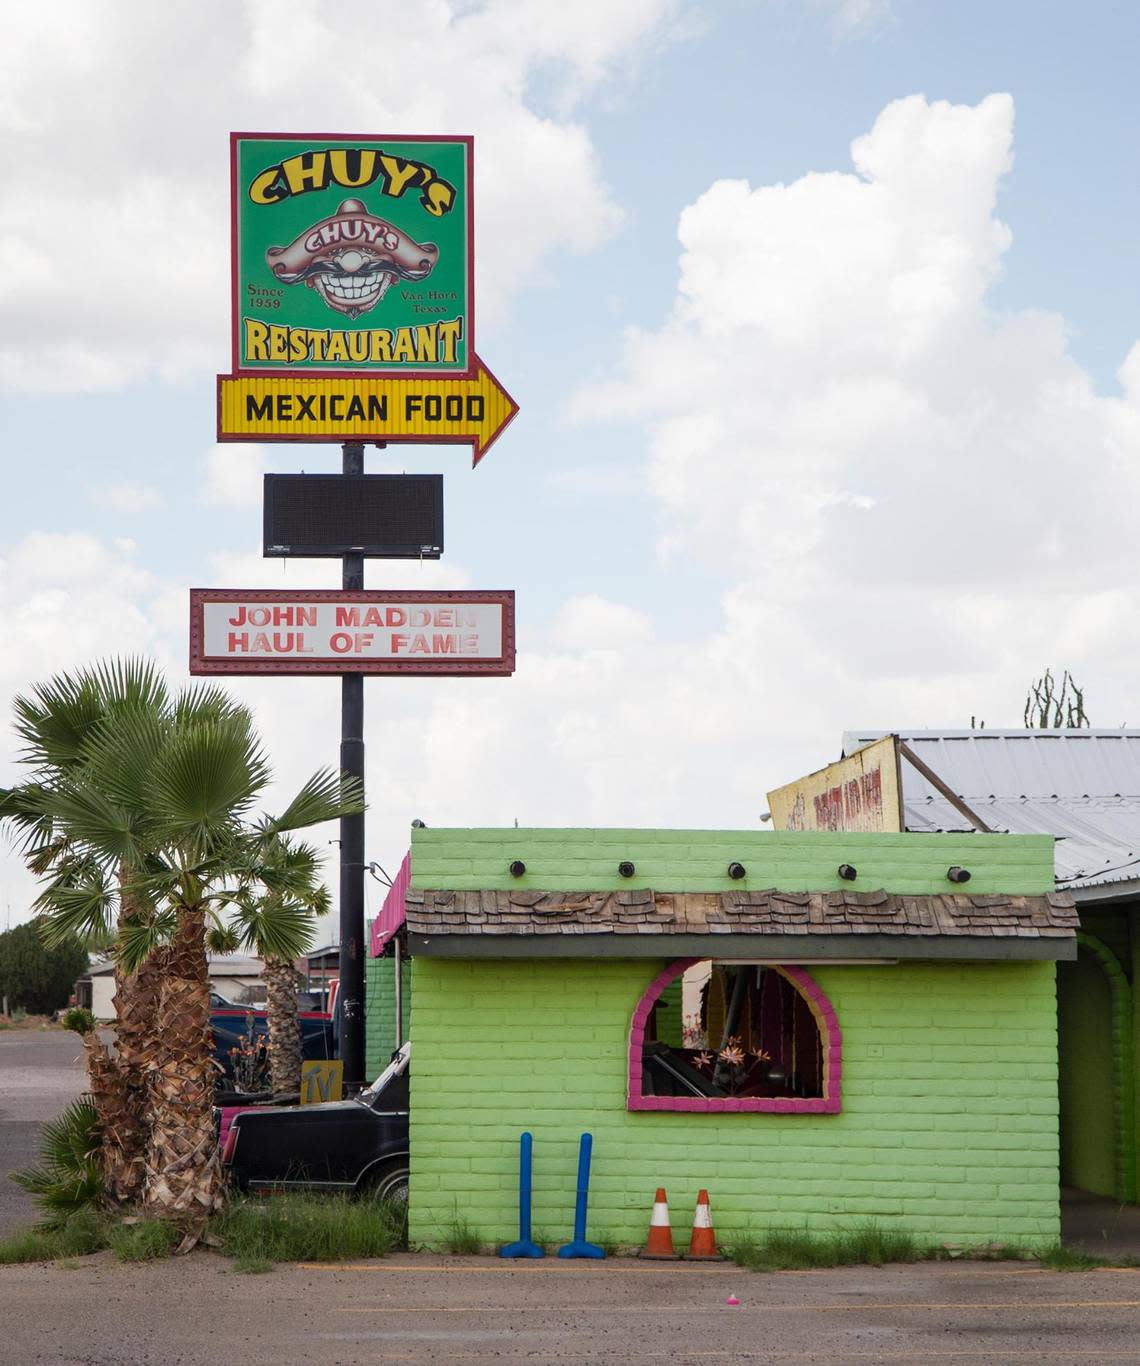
[230, 134, 472, 375]
[189, 590, 514, 676]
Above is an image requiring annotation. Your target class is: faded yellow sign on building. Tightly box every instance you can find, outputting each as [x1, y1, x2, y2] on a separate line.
[768, 735, 903, 832]
[300, 1059, 344, 1105]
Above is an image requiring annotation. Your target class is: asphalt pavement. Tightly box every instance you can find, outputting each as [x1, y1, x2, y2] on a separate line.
[5, 1253, 1140, 1363]
[0, 1025, 88, 1237]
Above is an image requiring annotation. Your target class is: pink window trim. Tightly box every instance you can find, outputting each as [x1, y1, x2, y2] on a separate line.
[628, 957, 842, 1114]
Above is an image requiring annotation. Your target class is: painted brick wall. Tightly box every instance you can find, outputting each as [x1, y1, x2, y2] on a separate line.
[408, 956, 1059, 1249]
[410, 827, 1055, 896]
[365, 954, 410, 1078]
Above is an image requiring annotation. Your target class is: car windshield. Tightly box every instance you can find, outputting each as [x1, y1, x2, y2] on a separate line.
[358, 1041, 411, 1103]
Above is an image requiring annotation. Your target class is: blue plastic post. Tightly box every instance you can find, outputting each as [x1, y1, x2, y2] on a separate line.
[500, 1131, 544, 1258]
[557, 1132, 605, 1259]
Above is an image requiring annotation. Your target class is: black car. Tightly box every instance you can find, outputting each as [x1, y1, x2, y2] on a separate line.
[222, 1044, 410, 1202]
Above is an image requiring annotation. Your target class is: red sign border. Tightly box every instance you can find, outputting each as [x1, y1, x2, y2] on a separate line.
[230, 132, 476, 381]
[189, 588, 515, 676]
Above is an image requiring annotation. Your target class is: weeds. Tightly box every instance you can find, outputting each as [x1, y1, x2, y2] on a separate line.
[106, 1219, 180, 1263]
[0, 1209, 110, 1264]
[231, 1252, 274, 1274]
[213, 1194, 404, 1267]
[726, 1224, 923, 1272]
[441, 1208, 483, 1255]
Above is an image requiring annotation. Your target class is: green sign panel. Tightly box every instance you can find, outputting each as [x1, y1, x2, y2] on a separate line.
[230, 133, 473, 376]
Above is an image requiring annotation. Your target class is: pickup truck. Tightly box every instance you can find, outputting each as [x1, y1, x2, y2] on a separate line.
[210, 996, 336, 1087]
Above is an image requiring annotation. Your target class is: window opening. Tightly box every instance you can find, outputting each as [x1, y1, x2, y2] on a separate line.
[629, 958, 841, 1114]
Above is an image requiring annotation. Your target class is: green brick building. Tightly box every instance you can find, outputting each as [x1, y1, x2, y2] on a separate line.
[400, 827, 1077, 1251]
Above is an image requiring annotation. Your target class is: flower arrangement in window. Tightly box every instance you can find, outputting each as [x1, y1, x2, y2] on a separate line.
[630, 959, 842, 1114]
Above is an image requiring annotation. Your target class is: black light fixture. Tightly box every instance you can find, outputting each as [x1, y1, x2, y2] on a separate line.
[509, 860, 526, 878]
[618, 861, 636, 878]
[838, 864, 858, 882]
[947, 865, 972, 884]
[727, 862, 747, 880]
[411, 818, 427, 829]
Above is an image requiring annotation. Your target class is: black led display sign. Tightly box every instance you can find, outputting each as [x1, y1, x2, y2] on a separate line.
[263, 474, 443, 558]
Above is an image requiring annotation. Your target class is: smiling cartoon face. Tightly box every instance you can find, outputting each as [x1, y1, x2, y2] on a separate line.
[266, 198, 439, 319]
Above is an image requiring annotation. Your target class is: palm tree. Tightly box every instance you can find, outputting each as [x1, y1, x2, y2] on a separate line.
[0, 660, 182, 1204]
[26, 669, 362, 1232]
[221, 834, 330, 1098]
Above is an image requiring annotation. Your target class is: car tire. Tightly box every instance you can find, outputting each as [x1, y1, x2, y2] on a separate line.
[360, 1159, 410, 1206]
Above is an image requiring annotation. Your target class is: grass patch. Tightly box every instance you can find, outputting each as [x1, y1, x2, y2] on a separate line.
[1032, 1251, 1114, 1267]
[441, 1208, 483, 1255]
[106, 1219, 180, 1263]
[0, 1209, 110, 1264]
[726, 1224, 923, 1272]
[213, 1194, 404, 1267]
[231, 1252, 274, 1274]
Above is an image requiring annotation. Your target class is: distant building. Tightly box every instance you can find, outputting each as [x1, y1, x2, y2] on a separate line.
[75, 953, 267, 1020]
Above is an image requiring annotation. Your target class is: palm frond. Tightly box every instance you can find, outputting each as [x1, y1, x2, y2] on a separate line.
[263, 768, 366, 836]
[145, 714, 272, 843]
[75, 707, 169, 824]
[231, 896, 318, 961]
[34, 867, 117, 945]
[207, 923, 241, 955]
[40, 777, 139, 865]
[11, 1096, 103, 1218]
[116, 906, 178, 974]
[12, 671, 105, 772]
[172, 681, 244, 727]
[87, 656, 169, 715]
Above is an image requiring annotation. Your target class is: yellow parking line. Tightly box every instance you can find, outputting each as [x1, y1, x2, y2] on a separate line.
[332, 1299, 1140, 1313]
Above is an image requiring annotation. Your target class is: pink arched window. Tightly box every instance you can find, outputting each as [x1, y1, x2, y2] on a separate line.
[628, 957, 842, 1114]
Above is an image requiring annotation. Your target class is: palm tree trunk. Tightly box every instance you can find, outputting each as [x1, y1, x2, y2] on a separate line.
[143, 902, 224, 1229]
[104, 902, 166, 1206]
[264, 956, 302, 1097]
[74, 1025, 134, 1207]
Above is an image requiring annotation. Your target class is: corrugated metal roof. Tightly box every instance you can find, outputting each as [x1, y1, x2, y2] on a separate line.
[842, 730, 1140, 894]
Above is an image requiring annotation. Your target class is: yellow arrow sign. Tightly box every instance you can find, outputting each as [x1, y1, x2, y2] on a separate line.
[217, 355, 518, 465]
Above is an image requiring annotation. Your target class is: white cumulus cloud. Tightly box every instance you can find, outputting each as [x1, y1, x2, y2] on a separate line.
[0, 0, 682, 394]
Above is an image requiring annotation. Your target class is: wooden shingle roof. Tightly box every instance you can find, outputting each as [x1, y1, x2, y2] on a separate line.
[406, 886, 1078, 960]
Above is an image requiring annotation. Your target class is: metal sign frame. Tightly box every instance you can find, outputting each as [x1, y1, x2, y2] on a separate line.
[230, 132, 475, 380]
[189, 588, 516, 676]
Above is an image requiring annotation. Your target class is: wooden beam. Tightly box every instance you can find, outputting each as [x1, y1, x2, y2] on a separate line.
[897, 741, 995, 834]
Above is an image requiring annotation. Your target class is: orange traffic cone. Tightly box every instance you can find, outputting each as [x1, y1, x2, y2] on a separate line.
[640, 1187, 678, 1259]
[688, 1189, 719, 1260]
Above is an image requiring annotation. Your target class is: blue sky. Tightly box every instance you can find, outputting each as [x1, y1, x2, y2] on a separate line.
[2, 0, 1139, 925]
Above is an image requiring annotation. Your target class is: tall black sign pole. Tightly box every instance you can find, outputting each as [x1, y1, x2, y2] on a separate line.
[339, 440, 366, 1094]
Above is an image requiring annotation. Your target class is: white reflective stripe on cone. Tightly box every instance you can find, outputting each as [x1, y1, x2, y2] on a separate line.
[651, 1202, 671, 1225]
[693, 1200, 712, 1228]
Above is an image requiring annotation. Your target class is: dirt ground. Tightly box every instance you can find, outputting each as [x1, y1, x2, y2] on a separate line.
[4, 1252, 1140, 1364]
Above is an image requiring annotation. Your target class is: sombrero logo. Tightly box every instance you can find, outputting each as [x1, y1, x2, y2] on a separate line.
[267, 198, 439, 319]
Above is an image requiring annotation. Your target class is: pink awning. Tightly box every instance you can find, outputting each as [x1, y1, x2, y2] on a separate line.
[370, 850, 410, 957]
